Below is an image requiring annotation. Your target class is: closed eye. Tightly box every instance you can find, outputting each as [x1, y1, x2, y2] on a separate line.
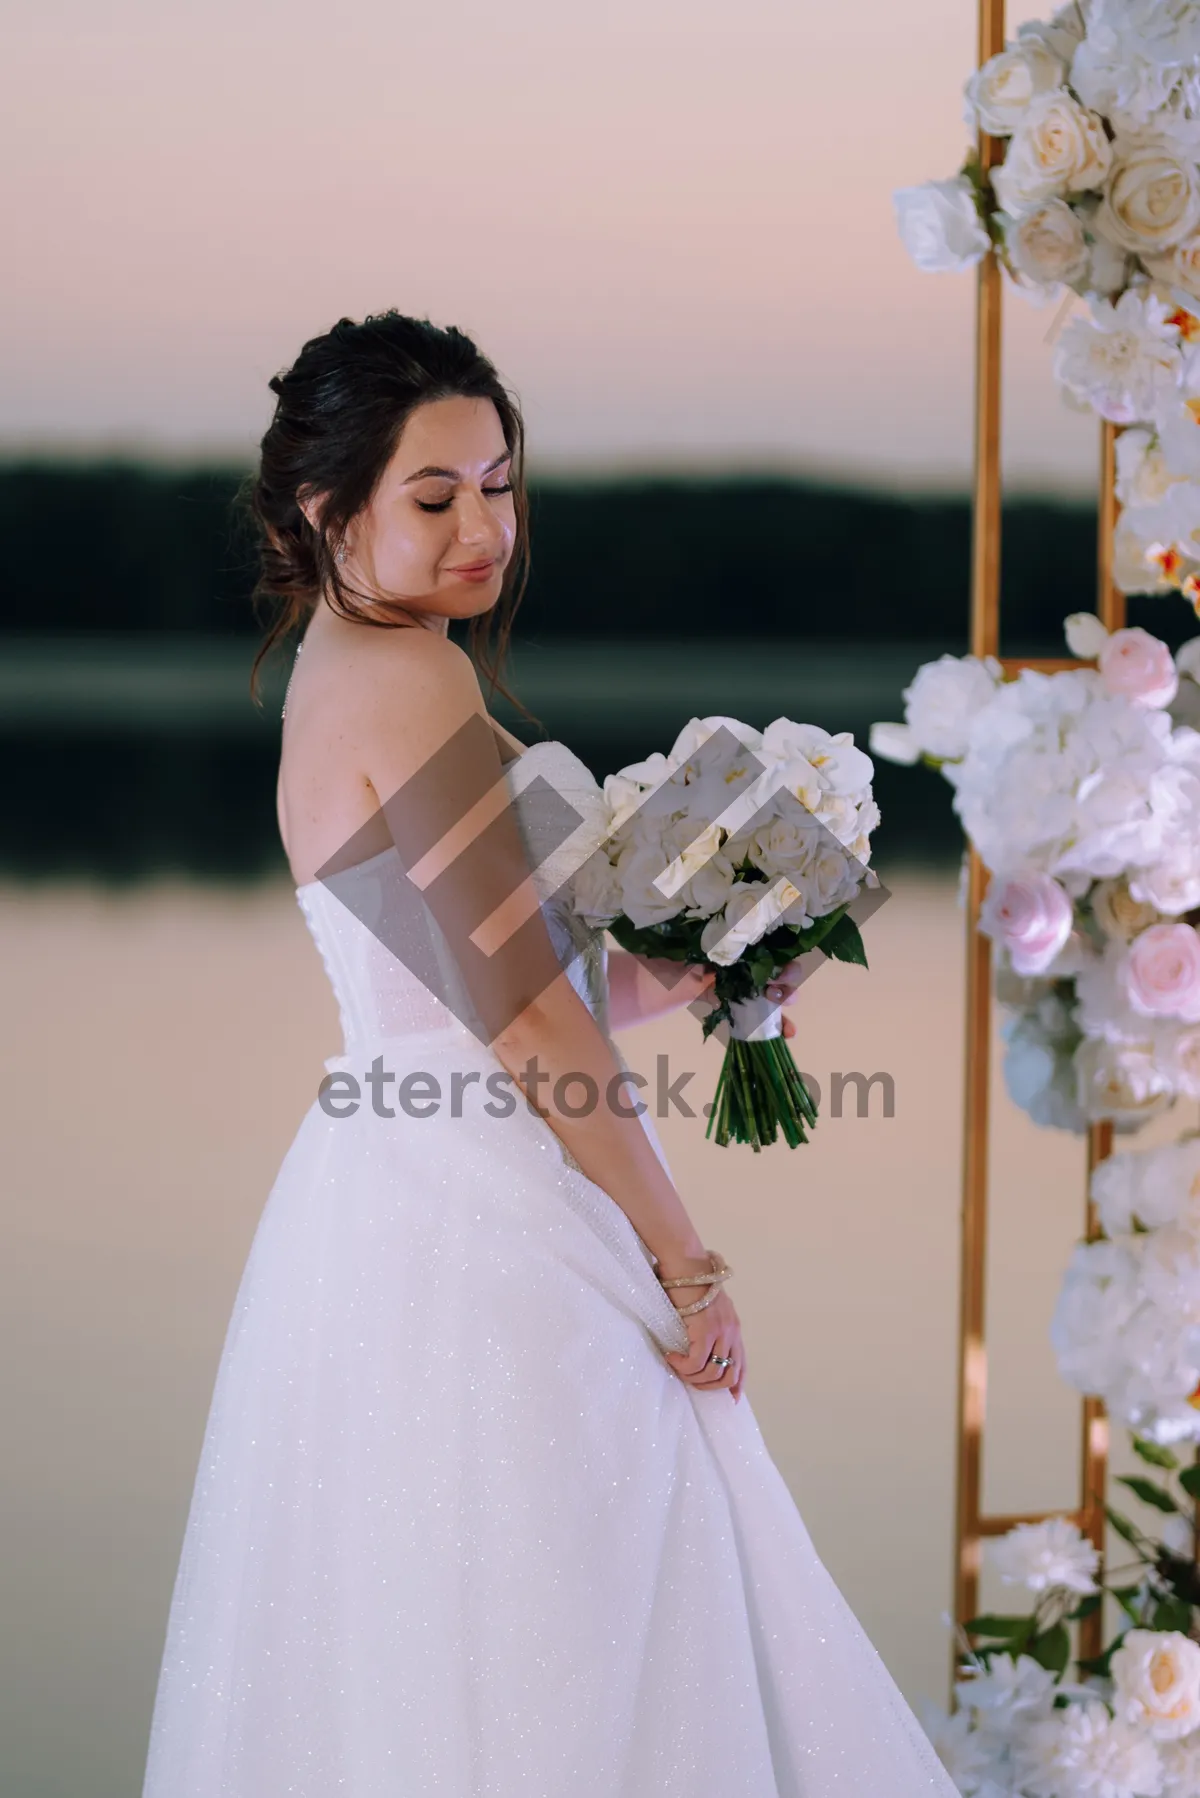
[416, 483, 513, 515]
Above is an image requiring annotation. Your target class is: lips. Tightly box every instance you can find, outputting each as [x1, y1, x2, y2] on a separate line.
[448, 560, 496, 582]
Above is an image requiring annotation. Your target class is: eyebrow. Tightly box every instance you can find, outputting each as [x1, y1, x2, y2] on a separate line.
[402, 449, 512, 484]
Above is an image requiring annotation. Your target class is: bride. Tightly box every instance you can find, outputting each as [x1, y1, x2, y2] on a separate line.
[141, 310, 956, 1797]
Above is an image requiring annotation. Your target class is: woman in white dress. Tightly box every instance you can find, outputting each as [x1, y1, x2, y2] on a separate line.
[142, 311, 957, 1797]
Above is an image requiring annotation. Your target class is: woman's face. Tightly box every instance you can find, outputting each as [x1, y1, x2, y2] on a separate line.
[345, 395, 517, 622]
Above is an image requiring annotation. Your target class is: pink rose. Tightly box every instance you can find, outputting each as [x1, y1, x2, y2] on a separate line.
[980, 873, 1074, 974]
[1099, 627, 1179, 708]
[1124, 922, 1200, 1020]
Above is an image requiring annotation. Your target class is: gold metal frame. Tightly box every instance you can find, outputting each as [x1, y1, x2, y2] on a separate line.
[952, 0, 1121, 1669]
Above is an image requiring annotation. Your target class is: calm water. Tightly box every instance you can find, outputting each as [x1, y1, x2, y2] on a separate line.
[0, 869, 1161, 1798]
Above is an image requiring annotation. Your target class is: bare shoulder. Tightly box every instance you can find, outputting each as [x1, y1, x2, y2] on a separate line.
[333, 627, 481, 731]
[329, 625, 492, 787]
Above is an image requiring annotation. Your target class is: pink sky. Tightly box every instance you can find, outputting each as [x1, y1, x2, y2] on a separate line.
[3, 0, 1099, 490]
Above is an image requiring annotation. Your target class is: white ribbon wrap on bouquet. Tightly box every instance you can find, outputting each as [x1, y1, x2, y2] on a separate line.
[727, 995, 784, 1042]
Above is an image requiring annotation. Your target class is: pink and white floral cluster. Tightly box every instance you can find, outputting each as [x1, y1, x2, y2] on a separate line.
[894, 0, 1200, 608]
[871, 617, 1200, 1131]
[924, 1520, 1200, 1798]
[1054, 1135, 1200, 1442]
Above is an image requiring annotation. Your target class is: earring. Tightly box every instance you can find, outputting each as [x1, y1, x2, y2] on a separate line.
[335, 541, 347, 566]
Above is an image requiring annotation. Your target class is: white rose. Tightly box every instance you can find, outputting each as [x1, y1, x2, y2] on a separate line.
[964, 38, 1067, 136]
[901, 653, 1003, 759]
[699, 879, 798, 966]
[1064, 610, 1111, 657]
[1004, 197, 1090, 289]
[1178, 635, 1200, 681]
[867, 721, 920, 766]
[1017, 5, 1087, 65]
[1101, 137, 1200, 255]
[613, 838, 686, 929]
[992, 89, 1112, 213]
[894, 176, 990, 274]
[1112, 1629, 1200, 1742]
[1053, 289, 1183, 425]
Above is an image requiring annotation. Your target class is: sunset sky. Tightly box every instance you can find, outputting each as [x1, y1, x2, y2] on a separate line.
[3, 0, 1099, 490]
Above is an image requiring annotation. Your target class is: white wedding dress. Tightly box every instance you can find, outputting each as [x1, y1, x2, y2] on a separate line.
[142, 738, 956, 1798]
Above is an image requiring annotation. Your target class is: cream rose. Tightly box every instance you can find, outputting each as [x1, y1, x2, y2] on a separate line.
[1123, 922, 1200, 1021]
[1111, 1629, 1200, 1742]
[1004, 197, 1089, 289]
[991, 90, 1111, 213]
[1101, 138, 1200, 256]
[1075, 1037, 1173, 1125]
[1146, 231, 1200, 303]
[964, 39, 1066, 137]
[1091, 878, 1161, 943]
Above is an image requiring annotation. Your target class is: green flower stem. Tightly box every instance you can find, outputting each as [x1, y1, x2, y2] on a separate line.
[705, 1036, 819, 1151]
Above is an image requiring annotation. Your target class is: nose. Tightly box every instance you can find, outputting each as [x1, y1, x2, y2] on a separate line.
[457, 487, 506, 551]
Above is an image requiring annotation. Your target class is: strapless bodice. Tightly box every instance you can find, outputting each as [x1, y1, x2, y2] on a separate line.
[295, 739, 611, 1056]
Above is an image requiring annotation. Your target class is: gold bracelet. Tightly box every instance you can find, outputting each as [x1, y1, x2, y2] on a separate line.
[657, 1250, 732, 1291]
[671, 1285, 722, 1318]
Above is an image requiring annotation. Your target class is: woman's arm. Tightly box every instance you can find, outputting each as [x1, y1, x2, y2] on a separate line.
[348, 632, 728, 1337]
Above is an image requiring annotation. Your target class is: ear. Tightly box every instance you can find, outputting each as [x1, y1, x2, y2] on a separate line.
[296, 483, 327, 533]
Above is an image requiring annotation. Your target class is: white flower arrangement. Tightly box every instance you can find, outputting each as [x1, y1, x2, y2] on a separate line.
[926, 1509, 1200, 1798]
[894, 0, 1200, 611]
[871, 616, 1200, 1133]
[1052, 1134, 1200, 1444]
[574, 715, 879, 1150]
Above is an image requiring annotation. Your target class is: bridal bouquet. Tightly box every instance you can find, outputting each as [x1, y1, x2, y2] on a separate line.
[571, 715, 880, 1150]
[894, 0, 1200, 608]
[925, 1505, 1200, 1798]
[871, 617, 1200, 1133]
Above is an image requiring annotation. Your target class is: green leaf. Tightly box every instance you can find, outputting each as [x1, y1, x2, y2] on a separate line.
[1179, 1465, 1200, 1501]
[1029, 1622, 1070, 1676]
[1067, 1592, 1102, 1622]
[963, 1614, 1033, 1640]
[1132, 1438, 1181, 1472]
[1111, 1582, 1146, 1622]
[822, 916, 868, 968]
[1106, 1507, 1143, 1549]
[1117, 1476, 1180, 1515]
[1152, 1595, 1195, 1634]
[1077, 1639, 1122, 1680]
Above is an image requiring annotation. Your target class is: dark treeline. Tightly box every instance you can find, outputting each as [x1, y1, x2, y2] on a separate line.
[0, 461, 1140, 651]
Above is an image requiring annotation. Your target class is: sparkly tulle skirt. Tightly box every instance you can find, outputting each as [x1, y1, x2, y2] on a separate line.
[141, 1019, 954, 1796]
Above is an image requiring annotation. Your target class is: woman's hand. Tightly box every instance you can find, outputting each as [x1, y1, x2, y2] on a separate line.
[765, 958, 806, 1041]
[661, 1284, 745, 1402]
[606, 950, 715, 1030]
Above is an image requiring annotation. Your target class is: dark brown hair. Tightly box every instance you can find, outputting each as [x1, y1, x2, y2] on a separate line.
[246, 311, 535, 721]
